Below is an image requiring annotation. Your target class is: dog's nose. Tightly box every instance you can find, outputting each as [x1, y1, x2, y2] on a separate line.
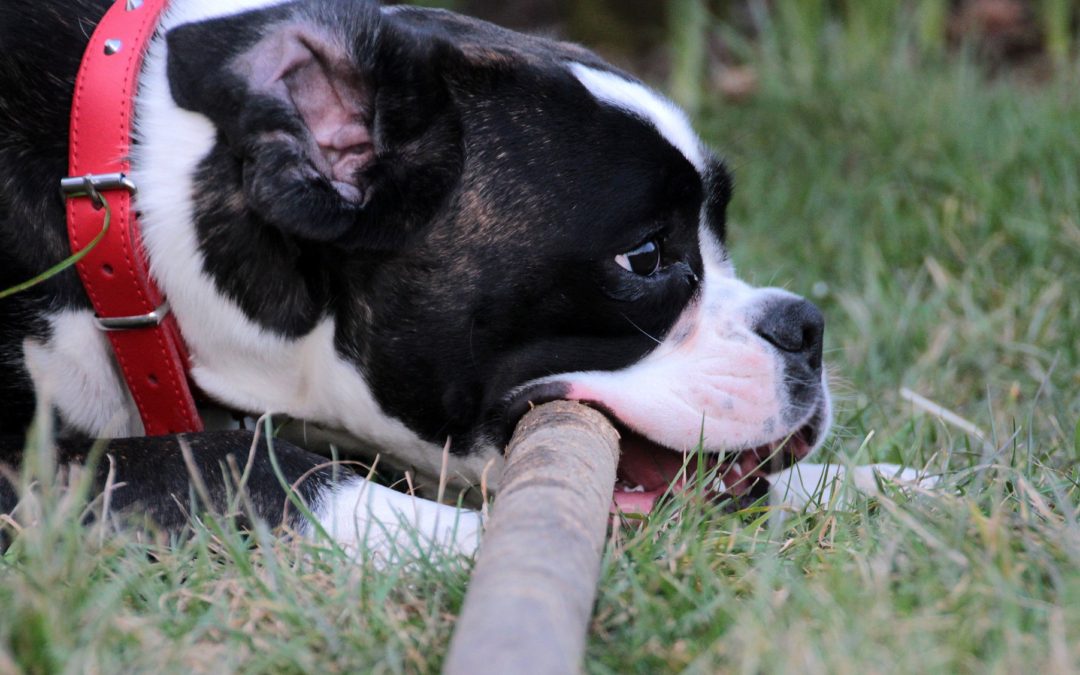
[753, 297, 824, 370]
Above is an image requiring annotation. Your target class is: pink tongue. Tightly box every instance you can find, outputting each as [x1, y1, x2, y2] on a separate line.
[611, 430, 689, 516]
[616, 430, 688, 490]
[611, 429, 779, 514]
[612, 490, 663, 514]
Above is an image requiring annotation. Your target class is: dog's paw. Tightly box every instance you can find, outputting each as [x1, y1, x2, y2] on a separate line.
[767, 462, 939, 514]
[308, 477, 483, 563]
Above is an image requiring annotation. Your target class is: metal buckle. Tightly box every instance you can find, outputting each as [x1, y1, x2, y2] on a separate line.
[60, 172, 155, 331]
[60, 172, 137, 209]
[94, 300, 171, 331]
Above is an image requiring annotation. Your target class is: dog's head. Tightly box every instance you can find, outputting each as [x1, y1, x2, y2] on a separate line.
[138, 0, 829, 510]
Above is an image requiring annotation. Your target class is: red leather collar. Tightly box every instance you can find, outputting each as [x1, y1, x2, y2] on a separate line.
[65, 0, 203, 435]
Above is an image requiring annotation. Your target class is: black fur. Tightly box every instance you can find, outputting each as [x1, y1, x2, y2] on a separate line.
[0, 0, 741, 537]
[157, 1, 731, 452]
[0, 431, 340, 534]
[0, 0, 114, 433]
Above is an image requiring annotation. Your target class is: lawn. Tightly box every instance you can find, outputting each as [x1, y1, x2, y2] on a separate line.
[3, 3, 1079, 673]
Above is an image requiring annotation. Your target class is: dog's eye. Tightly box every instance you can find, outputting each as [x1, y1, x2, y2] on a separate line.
[615, 239, 661, 276]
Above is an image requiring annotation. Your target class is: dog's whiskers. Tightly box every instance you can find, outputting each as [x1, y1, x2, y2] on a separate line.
[620, 313, 662, 345]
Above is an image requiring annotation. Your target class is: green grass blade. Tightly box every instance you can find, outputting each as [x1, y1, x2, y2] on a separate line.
[0, 195, 110, 299]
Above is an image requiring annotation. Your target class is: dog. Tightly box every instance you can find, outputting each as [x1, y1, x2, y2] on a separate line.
[0, 0, 922, 557]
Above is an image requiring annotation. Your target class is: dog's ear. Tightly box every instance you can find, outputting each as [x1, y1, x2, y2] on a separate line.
[166, 8, 461, 251]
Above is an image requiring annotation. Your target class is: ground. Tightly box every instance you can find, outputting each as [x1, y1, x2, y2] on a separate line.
[2, 4, 1079, 673]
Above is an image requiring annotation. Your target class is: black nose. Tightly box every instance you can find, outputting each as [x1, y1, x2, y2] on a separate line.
[753, 297, 824, 371]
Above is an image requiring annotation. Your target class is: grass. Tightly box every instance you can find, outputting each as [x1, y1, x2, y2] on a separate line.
[4, 5, 1080, 673]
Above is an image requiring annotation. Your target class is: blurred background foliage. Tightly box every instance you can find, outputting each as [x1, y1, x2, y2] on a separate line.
[393, 0, 1079, 113]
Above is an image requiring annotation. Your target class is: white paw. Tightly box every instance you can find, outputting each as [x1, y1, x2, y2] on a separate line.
[307, 477, 483, 562]
[768, 462, 938, 513]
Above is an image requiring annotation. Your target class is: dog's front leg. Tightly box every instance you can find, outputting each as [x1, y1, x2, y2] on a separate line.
[767, 462, 939, 515]
[0, 431, 481, 559]
[308, 476, 482, 560]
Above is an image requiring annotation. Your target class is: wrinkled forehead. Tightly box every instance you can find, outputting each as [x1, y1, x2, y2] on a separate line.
[382, 4, 600, 64]
[386, 5, 732, 246]
[386, 5, 702, 170]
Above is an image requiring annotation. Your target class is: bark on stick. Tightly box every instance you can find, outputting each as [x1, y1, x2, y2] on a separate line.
[443, 401, 619, 675]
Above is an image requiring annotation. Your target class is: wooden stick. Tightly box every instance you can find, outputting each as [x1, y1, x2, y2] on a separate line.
[443, 401, 620, 675]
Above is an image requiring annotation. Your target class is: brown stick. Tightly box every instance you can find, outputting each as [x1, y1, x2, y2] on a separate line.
[443, 401, 620, 675]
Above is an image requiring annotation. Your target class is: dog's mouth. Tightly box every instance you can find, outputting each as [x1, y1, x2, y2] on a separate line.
[501, 382, 819, 515]
[610, 421, 816, 515]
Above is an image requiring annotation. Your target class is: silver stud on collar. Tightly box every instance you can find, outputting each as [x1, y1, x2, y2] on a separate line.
[126, 0, 143, 10]
[103, 39, 123, 55]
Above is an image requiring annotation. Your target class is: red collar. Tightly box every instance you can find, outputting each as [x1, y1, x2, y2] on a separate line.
[64, 0, 203, 435]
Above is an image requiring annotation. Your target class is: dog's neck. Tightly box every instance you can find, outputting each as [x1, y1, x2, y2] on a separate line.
[127, 0, 448, 466]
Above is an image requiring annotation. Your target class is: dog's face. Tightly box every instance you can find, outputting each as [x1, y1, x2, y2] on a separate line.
[137, 1, 829, 510]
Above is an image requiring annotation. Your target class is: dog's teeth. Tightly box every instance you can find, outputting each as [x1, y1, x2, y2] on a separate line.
[615, 480, 646, 493]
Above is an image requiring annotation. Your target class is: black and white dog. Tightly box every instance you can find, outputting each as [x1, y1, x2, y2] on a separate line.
[0, 0, 919, 556]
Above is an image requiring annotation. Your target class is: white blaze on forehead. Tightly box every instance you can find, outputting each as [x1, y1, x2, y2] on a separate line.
[569, 63, 706, 173]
